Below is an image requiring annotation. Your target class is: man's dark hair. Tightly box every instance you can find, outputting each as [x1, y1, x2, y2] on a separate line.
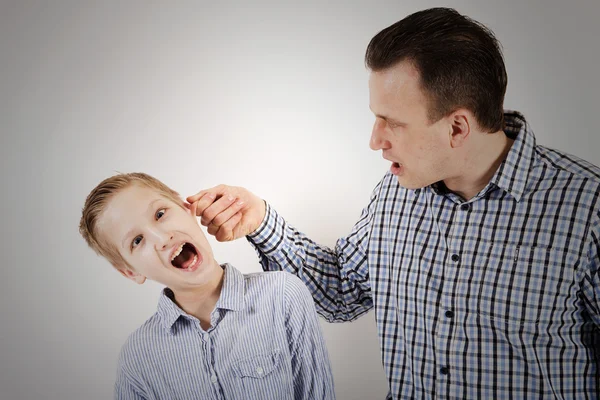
[365, 7, 507, 132]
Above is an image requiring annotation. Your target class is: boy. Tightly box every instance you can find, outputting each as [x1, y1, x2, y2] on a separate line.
[79, 172, 335, 400]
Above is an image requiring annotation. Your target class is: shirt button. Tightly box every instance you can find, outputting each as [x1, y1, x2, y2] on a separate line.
[440, 366, 449, 375]
[445, 310, 454, 318]
[256, 366, 264, 375]
[451, 254, 460, 262]
[210, 375, 218, 383]
[460, 203, 470, 211]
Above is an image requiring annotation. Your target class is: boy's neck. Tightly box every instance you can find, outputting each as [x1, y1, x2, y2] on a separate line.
[170, 263, 225, 330]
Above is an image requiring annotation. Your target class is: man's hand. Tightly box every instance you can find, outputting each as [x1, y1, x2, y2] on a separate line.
[187, 185, 266, 242]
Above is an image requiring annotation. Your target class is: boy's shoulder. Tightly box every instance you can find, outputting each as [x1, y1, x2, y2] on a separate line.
[231, 268, 313, 309]
[242, 269, 308, 294]
[244, 269, 313, 306]
[117, 313, 165, 368]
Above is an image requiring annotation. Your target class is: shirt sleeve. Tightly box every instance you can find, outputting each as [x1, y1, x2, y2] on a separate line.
[283, 272, 336, 400]
[247, 179, 383, 322]
[114, 372, 146, 400]
[579, 207, 600, 327]
[114, 346, 147, 400]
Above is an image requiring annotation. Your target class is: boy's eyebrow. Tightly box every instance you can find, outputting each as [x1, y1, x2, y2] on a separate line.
[120, 198, 162, 249]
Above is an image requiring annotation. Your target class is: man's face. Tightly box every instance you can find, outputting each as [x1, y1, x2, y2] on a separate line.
[369, 61, 453, 189]
[97, 184, 220, 290]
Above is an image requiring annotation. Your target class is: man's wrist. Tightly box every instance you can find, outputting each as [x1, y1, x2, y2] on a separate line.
[248, 200, 269, 239]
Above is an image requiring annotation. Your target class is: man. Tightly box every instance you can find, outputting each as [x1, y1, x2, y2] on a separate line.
[188, 8, 600, 399]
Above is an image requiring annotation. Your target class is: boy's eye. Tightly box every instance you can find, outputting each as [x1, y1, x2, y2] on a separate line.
[132, 235, 142, 249]
[156, 208, 166, 220]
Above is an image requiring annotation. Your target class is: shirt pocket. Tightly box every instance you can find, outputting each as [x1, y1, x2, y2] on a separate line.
[233, 348, 292, 399]
[475, 243, 576, 327]
[236, 349, 281, 379]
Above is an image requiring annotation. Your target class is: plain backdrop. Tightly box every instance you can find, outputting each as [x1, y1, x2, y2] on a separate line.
[1, 0, 599, 399]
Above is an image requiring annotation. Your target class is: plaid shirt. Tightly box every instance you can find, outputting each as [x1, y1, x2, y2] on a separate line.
[248, 111, 600, 399]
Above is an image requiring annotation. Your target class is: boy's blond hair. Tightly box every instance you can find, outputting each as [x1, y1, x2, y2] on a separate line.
[79, 172, 184, 270]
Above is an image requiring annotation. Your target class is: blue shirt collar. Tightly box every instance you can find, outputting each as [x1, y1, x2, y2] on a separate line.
[429, 110, 536, 202]
[156, 263, 245, 334]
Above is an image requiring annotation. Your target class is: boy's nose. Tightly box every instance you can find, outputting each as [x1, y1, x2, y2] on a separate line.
[155, 232, 175, 251]
[161, 236, 174, 250]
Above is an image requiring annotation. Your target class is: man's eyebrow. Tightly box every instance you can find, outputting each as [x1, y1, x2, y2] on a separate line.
[369, 106, 406, 126]
[376, 113, 407, 126]
[120, 198, 162, 249]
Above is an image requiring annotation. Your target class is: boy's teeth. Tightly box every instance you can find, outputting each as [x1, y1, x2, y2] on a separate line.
[179, 255, 198, 271]
[171, 243, 184, 261]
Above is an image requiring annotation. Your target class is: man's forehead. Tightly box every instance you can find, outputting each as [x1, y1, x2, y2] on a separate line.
[370, 63, 419, 91]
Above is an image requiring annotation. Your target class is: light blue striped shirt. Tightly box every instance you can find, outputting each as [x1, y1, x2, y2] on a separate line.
[115, 264, 335, 399]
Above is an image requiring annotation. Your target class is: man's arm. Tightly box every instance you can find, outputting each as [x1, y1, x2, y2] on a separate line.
[283, 272, 336, 400]
[247, 196, 376, 322]
[579, 208, 600, 327]
[188, 181, 383, 322]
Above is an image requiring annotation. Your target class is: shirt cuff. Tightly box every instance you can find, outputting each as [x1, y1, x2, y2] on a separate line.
[246, 201, 286, 255]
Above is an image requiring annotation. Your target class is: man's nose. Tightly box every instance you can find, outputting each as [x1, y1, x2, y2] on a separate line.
[370, 119, 390, 151]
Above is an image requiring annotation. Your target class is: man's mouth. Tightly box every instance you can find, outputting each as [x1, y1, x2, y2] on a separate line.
[390, 162, 403, 176]
[170, 242, 200, 270]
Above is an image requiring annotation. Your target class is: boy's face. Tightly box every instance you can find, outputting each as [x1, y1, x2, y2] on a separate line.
[97, 184, 220, 290]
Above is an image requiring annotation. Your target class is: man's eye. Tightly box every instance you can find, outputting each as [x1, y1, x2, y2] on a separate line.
[132, 236, 143, 249]
[156, 208, 166, 220]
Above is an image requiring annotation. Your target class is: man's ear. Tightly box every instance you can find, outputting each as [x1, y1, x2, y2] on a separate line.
[448, 109, 471, 149]
[115, 265, 146, 285]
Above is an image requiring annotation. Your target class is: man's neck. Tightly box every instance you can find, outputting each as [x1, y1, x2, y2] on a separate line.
[171, 264, 225, 330]
[444, 130, 514, 201]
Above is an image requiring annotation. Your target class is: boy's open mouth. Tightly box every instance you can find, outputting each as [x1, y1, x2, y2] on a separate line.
[170, 242, 199, 270]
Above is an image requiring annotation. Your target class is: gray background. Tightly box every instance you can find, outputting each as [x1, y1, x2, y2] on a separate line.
[1, 0, 599, 399]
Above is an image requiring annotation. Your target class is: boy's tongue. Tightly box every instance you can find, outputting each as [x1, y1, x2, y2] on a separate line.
[173, 245, 195, 269]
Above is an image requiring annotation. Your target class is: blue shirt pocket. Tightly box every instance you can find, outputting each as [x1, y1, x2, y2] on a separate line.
[235, 348, 282, 379]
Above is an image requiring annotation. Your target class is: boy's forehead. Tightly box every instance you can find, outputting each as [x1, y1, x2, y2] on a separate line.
[110, 185, 162, 212]
[97, 186, 168, 237]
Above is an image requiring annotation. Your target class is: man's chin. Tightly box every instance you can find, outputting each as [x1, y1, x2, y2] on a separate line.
[396, 176, 417, 188]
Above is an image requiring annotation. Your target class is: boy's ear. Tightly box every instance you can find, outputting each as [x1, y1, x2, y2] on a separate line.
[185, 201, 198, 219]
[115, 265, 146, 285]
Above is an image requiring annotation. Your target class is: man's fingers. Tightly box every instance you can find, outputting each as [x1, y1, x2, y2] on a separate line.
[201, 195, 237, 226]
[211, 199, 245, 227]
[192, 192, 217, 217]
[186, 185, 226, 203]
[216, 212, 243, 242]
[190, 201, 198, 219]
[186, 189, 208, 204]
[207, 222, 219, 237]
